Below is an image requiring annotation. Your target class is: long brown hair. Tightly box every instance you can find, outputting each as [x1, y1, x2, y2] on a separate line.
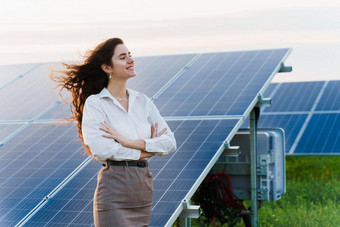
[51, 38, 124, 155]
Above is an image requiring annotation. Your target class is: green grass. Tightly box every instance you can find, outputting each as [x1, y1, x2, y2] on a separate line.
[257, 155, 340, 227]
[175, 155, 340, 226]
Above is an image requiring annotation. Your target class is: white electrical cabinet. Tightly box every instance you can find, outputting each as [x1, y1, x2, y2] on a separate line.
[211, 128, 286, 201]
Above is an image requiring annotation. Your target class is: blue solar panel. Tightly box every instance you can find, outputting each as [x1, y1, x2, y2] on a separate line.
[0, 123, 85, 225]
[0, 63, 62, 120]
[0, 63, 40, 88]
[128, 54, 196, 97]
[22, 161, 99, 226]
[294, 114, 340, 154]
[263, 81, 324, 112]
[315, 80, 340, 111]
[256, 80, 340, 155]
[0, 124, 25, 143]
[154, 49, 290, 116]
[37, 101, 71, 120]
[262, 83, 278, 98]
[22, 119, 241, 227]
[256, 114, 307, 153]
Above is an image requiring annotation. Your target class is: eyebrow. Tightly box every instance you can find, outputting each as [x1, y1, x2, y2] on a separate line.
[117, 52, 131, 57]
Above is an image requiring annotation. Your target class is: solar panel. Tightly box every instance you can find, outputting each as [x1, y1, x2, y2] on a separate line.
[261, 82, 277, 98]
[263, 81, 324, 112]
[154, 49, 290, 116]
[0, 63, 40, 88]
[254, 114, 308, 153]
[315, 80, 340, 111]
[0, 63, 62, 120]
[252, 80, 340, 155]
[0, 123, 86, 226]
[21, 160, 99, 226]
[294, 113, 340, 154]
[128, 54, 196, 97]
[0, 124, 25, 143]
[0, 48, 292, 226]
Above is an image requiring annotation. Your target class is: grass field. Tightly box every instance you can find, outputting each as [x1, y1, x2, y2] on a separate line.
[178, 155, 340, 227]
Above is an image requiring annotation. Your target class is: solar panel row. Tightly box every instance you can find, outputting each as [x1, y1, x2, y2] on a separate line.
[0, 49, 292, 226]
[257, 80, 340, 155]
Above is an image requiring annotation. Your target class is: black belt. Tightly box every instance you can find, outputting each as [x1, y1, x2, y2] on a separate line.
[105, 160, 148, 168]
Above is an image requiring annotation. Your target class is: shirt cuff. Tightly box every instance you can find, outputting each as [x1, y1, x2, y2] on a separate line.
[144, 138, 155, 153]
[128, 148, 142, 160]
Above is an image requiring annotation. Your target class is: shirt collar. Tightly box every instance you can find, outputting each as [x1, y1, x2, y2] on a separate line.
[98, 87, 139, 98]
[97, 87, 114, 99]
[97, 87, 139, 113]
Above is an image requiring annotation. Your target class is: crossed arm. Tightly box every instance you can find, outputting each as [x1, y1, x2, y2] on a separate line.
[99, 121, 167, 159]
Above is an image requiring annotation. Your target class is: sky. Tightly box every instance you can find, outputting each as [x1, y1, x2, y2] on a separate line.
[0, 0, 340, 82]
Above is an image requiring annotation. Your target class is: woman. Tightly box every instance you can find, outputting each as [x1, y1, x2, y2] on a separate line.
[53, 38, 177, 226]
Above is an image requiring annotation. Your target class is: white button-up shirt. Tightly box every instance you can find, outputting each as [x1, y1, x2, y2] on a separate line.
[82, 87, 177, 162]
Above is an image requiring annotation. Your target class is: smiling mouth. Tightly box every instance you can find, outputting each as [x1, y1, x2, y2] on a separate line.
[126, 65, 134, 70]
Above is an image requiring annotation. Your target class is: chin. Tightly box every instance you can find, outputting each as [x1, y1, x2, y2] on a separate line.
[128, 73, 136, 78]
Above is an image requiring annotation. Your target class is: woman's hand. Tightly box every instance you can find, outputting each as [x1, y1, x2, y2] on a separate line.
[151, 123, 167, 138]
[100, 121, 128, 147]
[140, 151, 155, 159]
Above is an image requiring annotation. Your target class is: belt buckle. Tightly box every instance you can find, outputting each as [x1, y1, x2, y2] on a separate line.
[137, 161, 146, 168]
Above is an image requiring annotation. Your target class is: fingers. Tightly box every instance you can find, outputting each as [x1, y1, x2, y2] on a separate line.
[151, 125, 155, 138]
[99, 127, 110, 133]
[151, 123, 167, 138]
[100, 121, 117, 138]
[151, 123, 158, 138]
[158, 128, 167, 137]
[100, 121, 110, 129]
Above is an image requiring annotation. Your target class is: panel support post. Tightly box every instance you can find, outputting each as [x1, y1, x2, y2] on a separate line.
[249, 107, 260, 227]
[179, 199, 201, 227]
[179, 217, 191, 227]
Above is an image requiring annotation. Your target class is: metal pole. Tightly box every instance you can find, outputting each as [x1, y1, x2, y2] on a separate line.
[179, 217, 191, 227]
[249, 107, 259, 227]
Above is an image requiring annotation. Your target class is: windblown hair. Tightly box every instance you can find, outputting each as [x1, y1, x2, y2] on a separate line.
[51, 38, 124, 155]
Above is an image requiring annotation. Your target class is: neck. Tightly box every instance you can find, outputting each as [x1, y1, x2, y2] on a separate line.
[107, 78, 128, 99]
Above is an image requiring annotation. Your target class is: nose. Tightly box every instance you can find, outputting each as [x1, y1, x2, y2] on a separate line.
[128, 55, 134, 64]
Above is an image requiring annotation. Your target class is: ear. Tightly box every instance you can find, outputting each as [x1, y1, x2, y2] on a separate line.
[101, 64, 112, 74]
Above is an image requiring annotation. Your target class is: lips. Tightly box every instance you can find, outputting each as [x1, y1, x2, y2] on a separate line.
[126, 65, 134, 70]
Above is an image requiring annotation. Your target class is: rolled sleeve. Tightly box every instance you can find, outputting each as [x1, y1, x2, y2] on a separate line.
[82, 96, 141, 161]
[145, 99, 177, 156]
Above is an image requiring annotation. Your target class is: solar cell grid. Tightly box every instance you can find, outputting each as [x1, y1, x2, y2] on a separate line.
[22, 161, 98, 226]
[37, 101, 71, 120]
[263, 81, 325, 112]
[295, 113, 340, 154]
[154, 49, 290, 117]
[127, 54, 196, 97]
[255, 114, 307, 153]
[0, 63, 40, 88]
[261, 83, 278, 98]
[315, 80, 340, 111]
[0, 123, 85, 225]
[0, 63, 62, 120]
[0, 124, 25, 143]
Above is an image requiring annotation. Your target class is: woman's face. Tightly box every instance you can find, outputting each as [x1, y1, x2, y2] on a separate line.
[109, 44, 136, 79]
